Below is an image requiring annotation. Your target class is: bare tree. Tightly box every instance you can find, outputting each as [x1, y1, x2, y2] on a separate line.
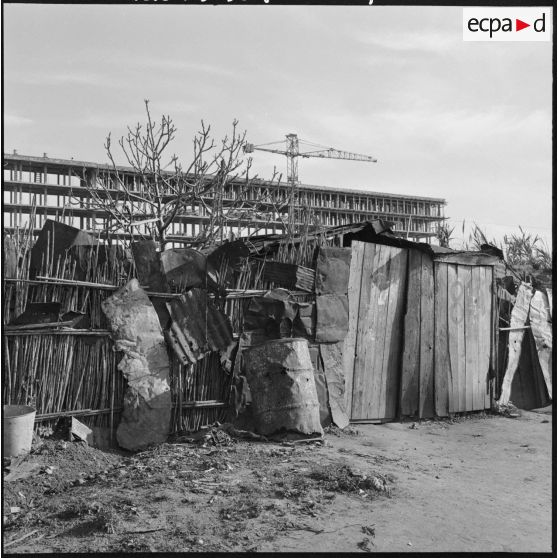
[81, 100, 293, 249]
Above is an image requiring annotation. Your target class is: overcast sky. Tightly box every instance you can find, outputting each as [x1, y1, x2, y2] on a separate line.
[3, 4, 553, 248]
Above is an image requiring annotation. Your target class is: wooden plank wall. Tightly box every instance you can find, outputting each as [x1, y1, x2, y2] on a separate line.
[419, 255, 435, 417]
[346, 241, 407, 421]
[401, 256, 494, 418]
[343, 241, 365, 419]
[400, 251, 435, 418]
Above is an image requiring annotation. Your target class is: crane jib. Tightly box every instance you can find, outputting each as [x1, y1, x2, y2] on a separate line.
[243, 134, 377, 186]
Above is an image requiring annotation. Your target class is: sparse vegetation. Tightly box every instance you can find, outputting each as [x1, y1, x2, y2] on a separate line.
[467, 224, 552, 285]
[436, 223, 455, 248]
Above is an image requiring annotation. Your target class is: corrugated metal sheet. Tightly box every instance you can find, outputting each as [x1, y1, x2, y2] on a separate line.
[261, 260, 315, 292]
[166, 289, 233, 365]
[315, 294, 349, 343]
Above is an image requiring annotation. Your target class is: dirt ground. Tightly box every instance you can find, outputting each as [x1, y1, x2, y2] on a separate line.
[2, 409, 553, 554]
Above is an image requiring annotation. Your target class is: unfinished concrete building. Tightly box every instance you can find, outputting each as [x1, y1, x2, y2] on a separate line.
[3, 153, 446, 243]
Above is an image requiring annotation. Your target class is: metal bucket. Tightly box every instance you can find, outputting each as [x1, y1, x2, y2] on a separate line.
[243, 338, 323, 436]
[3, 405, 36, 458]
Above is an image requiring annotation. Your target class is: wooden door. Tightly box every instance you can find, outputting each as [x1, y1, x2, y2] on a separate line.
[442, 264, 493, 413]
[344, 241, 408, 421]
[400, 259, 494, 419]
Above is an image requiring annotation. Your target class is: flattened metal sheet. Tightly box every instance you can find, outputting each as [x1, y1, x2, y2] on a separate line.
[319, 342, 349, 428]
[308, 344, 332, 427]
[315, 247, 352, 295]
[244, 290, 312, 340]
[131, 240, 168, 292]
[160, 248, 207, 290]
[315, 294, 349, 343]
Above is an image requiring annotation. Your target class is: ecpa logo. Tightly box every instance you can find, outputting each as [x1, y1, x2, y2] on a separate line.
[463, 8, 551, 41]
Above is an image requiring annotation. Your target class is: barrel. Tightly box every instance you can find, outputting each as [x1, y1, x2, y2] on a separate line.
[3, 405, 36, 458]
[243, 338, 323, 436]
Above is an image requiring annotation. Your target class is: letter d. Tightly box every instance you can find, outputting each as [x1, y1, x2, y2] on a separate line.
[534, 13, 545, 32]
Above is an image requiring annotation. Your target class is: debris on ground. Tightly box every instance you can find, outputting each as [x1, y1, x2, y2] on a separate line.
[1, 431, 394, 553]
[172, 422, 268, 446]
[1, 412, 549, 553]
[307, 464, 392, 496]
[68, 417, 94, 444]
[493, 402, 522, 418]
[357, 537, 374, 551]
[324, 424, 360, 437]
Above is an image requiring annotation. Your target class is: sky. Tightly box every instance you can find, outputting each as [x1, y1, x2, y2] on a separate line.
[3, 4, 554, 248]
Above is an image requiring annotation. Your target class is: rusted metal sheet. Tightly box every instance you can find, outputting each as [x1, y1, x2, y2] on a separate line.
[315, 247, 352, 295]
[261, 261, 315, 292]
[206, 240, 250, 272]
[308, 343, 332, 427]
[166, 289, 233, 365]
[315, 294, 349, 343]
[243, 338, 323, 436]
[11, 302, 62, 325]
[319, 342, 349, 428]
[132, 240, 171, 327]
[131, 240, 168, 292]
[160, 248, 208, 290]
[244, 289, 312, 340]
[160, 242, 247, 292]
[30, 220, 99, 278]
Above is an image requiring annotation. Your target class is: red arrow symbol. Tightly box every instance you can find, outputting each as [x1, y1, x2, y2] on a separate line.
[516, 19, 530, 31]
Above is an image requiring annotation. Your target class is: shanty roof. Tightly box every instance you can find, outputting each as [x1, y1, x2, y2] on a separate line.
[244, 220, 503, 266]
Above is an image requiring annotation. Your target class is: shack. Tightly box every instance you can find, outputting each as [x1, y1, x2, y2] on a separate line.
[344, 240, 499, 422]
[243, 222, 503, 423]
[4, 217, 543, 451]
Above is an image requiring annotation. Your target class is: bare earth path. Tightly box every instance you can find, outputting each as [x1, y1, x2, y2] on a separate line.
[265, 411, 553, 553]
[3, 410, 552, 553]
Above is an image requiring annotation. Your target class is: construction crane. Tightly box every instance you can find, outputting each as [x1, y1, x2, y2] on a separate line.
[244, 133, 377, 188]
[243, 133, 377, 229]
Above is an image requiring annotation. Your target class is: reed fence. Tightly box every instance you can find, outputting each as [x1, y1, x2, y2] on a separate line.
[2, 217, 336, 440]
